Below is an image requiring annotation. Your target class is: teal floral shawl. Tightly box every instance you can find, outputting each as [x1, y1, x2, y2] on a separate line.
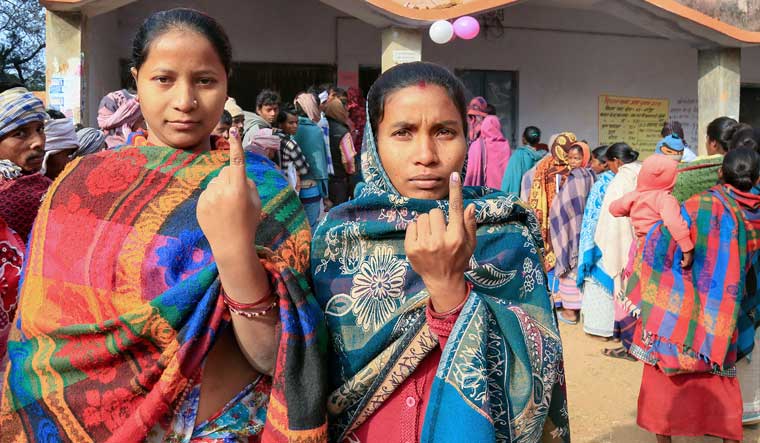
[311, 116, 570, 442]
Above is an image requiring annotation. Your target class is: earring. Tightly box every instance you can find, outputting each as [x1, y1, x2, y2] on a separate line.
[193, 99, 198, 107]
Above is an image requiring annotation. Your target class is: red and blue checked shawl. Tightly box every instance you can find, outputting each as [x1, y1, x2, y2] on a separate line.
[628, 184, 760, 375]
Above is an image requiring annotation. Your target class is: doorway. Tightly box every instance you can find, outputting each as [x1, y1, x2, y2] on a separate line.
[456, 69, 518, 146]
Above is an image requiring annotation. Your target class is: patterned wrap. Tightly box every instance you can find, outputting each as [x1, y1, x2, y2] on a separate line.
[527, 132, 578, 270]
[576, 170, 615, 292]
[311, 117, 570, 442]
[549, 166, 595, 278]
[0, 146, 327, 442]
[627, 185, 760, 375]
[0, 87, 46, 139]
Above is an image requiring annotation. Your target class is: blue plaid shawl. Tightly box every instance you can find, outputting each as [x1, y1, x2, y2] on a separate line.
[576, 171, 614, 291]
[311, 117, 570, 442]
[549, 167, 596, 278]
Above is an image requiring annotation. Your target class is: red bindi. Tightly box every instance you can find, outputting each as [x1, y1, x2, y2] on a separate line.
[417, 80, 427, 88]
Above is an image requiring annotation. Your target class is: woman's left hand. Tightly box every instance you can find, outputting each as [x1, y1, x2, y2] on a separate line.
[405, 172, 477, 312]
[197, 128, 262, 263]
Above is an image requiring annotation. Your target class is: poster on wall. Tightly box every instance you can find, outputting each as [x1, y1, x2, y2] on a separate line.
[669, 98, 698, 148]
[598, 94, 669, 157]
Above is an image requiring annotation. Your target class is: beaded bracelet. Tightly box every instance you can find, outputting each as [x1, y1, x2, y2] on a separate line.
[226, 297, 278, 318]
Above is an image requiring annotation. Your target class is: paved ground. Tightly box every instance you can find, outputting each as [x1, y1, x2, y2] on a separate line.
[559, 321, 760, 443]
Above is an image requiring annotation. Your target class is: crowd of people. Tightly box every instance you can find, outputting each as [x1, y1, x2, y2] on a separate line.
[0, 6, 757, 443]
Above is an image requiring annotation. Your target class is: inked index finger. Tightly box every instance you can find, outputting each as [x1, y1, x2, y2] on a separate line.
[447, 171, 464, 232]
[228, 127, 248, 185]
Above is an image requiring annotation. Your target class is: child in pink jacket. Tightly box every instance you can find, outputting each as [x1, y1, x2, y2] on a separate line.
[610, 154, 694, 268]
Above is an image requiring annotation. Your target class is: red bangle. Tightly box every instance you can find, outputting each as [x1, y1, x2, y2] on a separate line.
[226, 297, 278, 318]
[221, 289, 273, 310]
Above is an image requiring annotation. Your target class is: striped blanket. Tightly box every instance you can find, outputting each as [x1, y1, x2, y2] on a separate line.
[549, 167, 596, 278]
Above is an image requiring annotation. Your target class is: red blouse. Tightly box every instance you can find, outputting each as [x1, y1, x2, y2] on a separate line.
[349, 299, 464, 443]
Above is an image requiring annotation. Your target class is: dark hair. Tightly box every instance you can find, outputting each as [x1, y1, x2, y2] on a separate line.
[722, 148, 760, 191]
[523, 126, 541, 146]
[367, 62, 467, 137]
[661, 121, 686, 140]
[276, 104, 297, 125]
[707, 116, 739, 152]
[132, 8, 232, 76]
[256, 89, 280, 109]
[567, 144, 584, 155]
[0, 79, 24, 93]
[46, 109, 66, 120]
[606, 142, 639, 164]
[332, 87, 347, 99]
[592, 145, 609, 162]
[219, 109, 232, 126]
[319, 83, 335, 94]
[485, 104, 496, 115]
[729, 123, 760, 153]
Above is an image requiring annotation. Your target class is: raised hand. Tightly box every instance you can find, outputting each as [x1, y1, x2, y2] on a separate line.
[405, 171, 478, 312]
[197, 127, 262, 262]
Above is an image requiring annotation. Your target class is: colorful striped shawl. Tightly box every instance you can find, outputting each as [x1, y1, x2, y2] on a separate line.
[310, 119, 570, 442]
[576, 170, 614, 291]
[0, 146, 327, 442]
[527, 133, 577, 270]
[549, 167, 596, 278]
[628, 185, 760, 375]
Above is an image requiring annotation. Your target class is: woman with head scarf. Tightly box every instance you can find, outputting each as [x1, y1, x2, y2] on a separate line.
[466, 96, 488, 143]
[527, 132, 578, 271]
[548, 141, 594, 323]
[463, 115, 511, 189]
[294, 92, 330, 228]
[42, 117, 79, 180]
[325, 99, 356, 206]
[307, 62, 568, 442]
[97, 88, 144, 148]
[0, 85, 47, 363]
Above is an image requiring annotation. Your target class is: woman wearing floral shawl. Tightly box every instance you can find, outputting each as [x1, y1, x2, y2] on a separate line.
[311, 62, 568, 442]
[527, 132, 578, 271]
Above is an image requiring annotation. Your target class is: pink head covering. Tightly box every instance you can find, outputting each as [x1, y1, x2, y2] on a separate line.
[467, 96, 488, 142]
[294, 93, 321, 123]
[464, 116, 511, 189]
[97, 89, 142, 149]
[244, 128, 281, 159]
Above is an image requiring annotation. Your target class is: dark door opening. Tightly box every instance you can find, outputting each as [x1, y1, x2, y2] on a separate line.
[228, 63, 336, 111]
[456, 69, 518, 147]
[741, 85, 760, 128]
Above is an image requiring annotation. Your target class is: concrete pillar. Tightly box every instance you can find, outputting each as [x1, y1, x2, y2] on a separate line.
[381, 27, 422, 73]
[697, 48, 741, 155]
[45, 10, 85, 124]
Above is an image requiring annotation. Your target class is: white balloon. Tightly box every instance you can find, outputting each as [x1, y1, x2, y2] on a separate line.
[429, 20, 454, 44]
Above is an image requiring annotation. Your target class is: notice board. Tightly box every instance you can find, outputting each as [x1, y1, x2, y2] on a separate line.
[598, 95, 669, 157]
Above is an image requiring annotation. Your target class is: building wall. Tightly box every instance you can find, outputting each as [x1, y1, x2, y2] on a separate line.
[82, 0, 760, 149]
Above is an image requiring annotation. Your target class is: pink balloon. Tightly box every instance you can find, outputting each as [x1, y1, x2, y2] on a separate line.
[453, 16, 480, 40]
